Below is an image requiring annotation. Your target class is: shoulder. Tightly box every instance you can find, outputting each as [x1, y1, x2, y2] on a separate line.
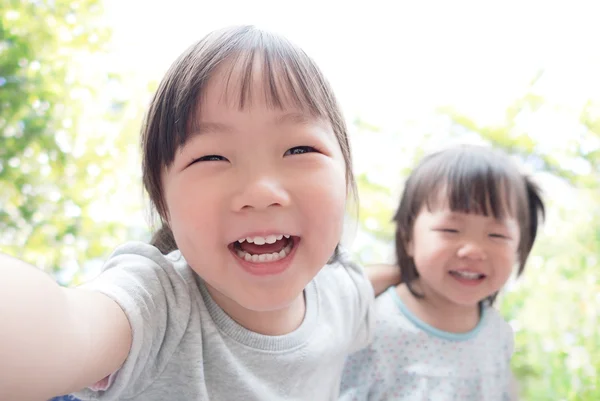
[80, 241, 198, 331]
[481, 305, 514, 356]
[482, 306, 513, 337]
[85, 241, 196, 291]
[312, 246, 375, 352]
[102, 241, 191, 274]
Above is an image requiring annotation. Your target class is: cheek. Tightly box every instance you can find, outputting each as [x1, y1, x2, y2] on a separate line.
[163, 174, 221, 237]
[411, 235, 452, 270]
[505, 247, 520, 266]
[497, 239, 519, 258]
[317, 162, 347, 211]
[296, 161, 347, 233]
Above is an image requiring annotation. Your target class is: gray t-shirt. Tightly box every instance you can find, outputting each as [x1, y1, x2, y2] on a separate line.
[73, 242, 373, 401]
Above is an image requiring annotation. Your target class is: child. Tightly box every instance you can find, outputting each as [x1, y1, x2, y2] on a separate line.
[0, 25, 375, 401]
[340, 145, 545, 400]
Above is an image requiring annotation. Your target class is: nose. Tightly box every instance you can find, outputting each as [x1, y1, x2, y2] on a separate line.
[456, 241, 487, 261]
[231, 176, 291, 212]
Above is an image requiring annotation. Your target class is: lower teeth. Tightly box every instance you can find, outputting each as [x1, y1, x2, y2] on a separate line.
[236, 242, 293, 263]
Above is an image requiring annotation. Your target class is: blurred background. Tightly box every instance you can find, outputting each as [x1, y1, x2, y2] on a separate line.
[1, 0, 598, 399]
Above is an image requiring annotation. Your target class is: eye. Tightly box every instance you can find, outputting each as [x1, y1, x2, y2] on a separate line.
[489, 233, 510, 240]
[190, 155, 228, 165]
[435, 228, 459, 233]
[284, 146, 318, 156]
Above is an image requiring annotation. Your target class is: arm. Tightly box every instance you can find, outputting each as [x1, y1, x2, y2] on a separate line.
[366, 263, 400, 296]
[0, 253, 132, 401]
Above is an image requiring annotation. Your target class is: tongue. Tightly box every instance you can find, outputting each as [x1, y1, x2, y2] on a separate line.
[239, 238, 288, 255]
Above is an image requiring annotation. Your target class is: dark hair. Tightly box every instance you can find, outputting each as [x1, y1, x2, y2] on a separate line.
[394, 145, 545, 305]
[140, 26, 355, 254]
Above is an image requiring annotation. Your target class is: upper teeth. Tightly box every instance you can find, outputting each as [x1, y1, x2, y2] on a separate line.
[452, 271, 482, 279]
[238, 234, 290, 245]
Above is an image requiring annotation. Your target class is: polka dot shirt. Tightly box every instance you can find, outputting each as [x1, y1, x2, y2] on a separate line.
[340, 287, 514, 401]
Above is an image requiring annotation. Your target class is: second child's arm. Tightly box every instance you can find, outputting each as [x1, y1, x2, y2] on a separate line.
[0, 253, 132, 401]
[366, 263, 401, 296]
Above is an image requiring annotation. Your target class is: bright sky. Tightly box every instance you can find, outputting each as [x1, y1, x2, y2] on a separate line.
[104, 0, 600, 128]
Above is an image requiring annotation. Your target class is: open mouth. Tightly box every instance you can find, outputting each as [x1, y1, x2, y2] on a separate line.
[449, 270, 486, 281]
[230, 234, 297, 263]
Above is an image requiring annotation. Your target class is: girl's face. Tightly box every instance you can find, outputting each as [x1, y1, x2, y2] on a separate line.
[407, 196, 521, 308]
[161, 65, 347, 316]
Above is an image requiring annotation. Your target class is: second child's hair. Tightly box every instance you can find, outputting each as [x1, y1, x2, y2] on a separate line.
[141, 26, 356, 253]
[394, 145, 545, 304]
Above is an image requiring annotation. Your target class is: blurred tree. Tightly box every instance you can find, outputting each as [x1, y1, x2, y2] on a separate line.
[0, 0, 144, 281]
[443, 74, 600, 190]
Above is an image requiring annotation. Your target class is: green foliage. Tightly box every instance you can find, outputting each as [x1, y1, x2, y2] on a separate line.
[355, 173, 395, 241]
[0, 0, 140, 278]
[503, 191, 599, 399]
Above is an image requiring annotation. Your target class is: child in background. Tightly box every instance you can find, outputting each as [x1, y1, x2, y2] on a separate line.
[1, 25, 376, 401]
[340, 145, 545, 400]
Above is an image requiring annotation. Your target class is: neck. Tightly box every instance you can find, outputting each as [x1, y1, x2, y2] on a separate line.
[205, 284, 306, 335]
[396, 282, 480, 333]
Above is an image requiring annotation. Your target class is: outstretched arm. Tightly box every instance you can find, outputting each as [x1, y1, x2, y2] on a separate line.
[0, 253, 132, 401]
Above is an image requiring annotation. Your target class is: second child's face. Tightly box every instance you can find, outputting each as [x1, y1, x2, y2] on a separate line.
[162, 65, 347, 315]
[408, 198, 521, 307]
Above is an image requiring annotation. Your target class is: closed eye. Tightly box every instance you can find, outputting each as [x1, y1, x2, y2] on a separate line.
[189, 155, 228, 165]
[284, 146, 318, 156]
[490, 233, 510, 239]
[435, 228, 459, 233]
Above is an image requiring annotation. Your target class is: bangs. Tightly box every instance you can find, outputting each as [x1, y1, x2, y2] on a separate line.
[185, 28, 337, 139]
[415, 147, 525, 220]
[221, 38, 332, 114]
